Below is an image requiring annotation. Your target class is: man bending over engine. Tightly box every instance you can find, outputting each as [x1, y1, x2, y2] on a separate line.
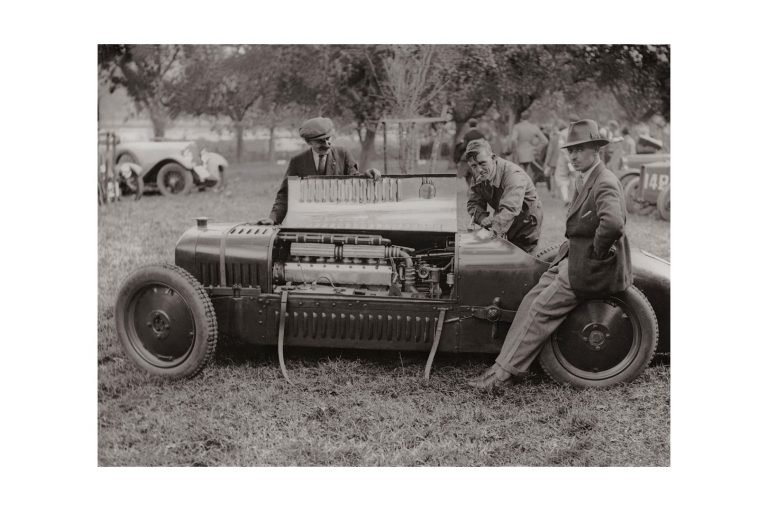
[465, 139, 543, 253]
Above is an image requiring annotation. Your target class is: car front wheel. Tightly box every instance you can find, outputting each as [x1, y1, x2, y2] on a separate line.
[115, 263, 218, 379]
[538, 285, 658, 387]
[157, 163, 193, 197]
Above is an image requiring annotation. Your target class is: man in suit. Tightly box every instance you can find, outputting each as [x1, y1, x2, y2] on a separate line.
[257, 117, 380, 225]
[465, 139, 543, 254]
[469, 119, 632, 389]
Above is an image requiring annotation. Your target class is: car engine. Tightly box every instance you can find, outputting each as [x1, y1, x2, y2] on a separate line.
[272, 231, 455, 299]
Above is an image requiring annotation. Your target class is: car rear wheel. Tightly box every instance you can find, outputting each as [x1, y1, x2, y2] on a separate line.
[115, 263, 218, 379]
[657, 187, 670, 221]
[538, 285, 658, 388]
[157, 163, 193, 196]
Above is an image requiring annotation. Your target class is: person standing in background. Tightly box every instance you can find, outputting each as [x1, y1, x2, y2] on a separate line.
[510, 111, 547, 183]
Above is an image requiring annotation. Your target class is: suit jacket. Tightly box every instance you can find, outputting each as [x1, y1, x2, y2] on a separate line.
[510, 120, 547, 164]
[269, 146, 360, 223]
[553, 161, 632, 297]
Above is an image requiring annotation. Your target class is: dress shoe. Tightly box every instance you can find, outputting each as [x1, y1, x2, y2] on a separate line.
[467, 367, 509, 390]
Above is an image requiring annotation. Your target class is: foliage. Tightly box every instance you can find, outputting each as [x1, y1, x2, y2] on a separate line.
[584, 45, 671, 122]
[100, 44, 671, 164]
[98, 44, 185, 137]
[173, 45, 284, 161]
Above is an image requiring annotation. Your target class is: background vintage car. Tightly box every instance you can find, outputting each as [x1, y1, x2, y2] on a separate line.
[114, 140, 216, 196]
[615, 152, 670, 188]
[625, 161, 671, 221]
[115, 174, 670, 389]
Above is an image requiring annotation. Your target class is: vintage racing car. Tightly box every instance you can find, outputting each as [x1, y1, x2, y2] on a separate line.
[114, 140, 218, 196]
[625, 161, 671, 221]
[115, 174, 670, 388]
[615, 152, 670, 189]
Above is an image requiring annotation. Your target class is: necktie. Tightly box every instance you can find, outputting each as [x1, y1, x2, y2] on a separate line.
[317, 155, 326, 174]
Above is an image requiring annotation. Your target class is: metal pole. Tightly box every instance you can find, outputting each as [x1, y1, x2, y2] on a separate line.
[382, 121, 387, 174]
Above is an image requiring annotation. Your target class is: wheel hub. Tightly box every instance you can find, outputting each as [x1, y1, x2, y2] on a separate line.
[147, 310, 171, 340]
[127, 283, 196, 367]
[582, 323, 610, 351]
[552, 298, 638, 377]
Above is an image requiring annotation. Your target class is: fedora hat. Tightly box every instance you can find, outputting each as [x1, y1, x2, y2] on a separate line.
[561, 119, 610, 149]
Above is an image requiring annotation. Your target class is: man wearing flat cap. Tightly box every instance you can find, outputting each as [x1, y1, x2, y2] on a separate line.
[465, 139, 542, 253]
[469, 119, 632, 389]
[258, 117, 380, 225]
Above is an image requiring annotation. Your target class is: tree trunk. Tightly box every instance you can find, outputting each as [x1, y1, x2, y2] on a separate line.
[234, 122, 244, 163]
[268, 125, 276, 163]
[148, 109, 167, 139]
[358, 123, 377, 171]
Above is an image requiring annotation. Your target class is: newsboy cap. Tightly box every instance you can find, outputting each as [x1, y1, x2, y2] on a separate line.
[561, 119, 610, 149]
[299, 117, 334, 141]
[463, 138, 492, 158]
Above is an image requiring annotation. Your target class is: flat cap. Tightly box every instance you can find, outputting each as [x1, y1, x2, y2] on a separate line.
[299, 117, 334, 140]
[463, 138, 491, 158]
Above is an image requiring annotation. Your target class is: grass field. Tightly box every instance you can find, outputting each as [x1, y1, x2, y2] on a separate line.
[98, 161, 670, 466]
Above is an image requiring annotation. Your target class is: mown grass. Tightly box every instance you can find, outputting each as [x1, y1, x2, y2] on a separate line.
[98, 160, 670, 466]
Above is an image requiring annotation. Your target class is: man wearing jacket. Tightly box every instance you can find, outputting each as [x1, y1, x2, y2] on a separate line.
[258, 117, 380, 225]
[510, 111, 547, 182]
[469, 119, 632, 389]
[465, 139, 543, 254]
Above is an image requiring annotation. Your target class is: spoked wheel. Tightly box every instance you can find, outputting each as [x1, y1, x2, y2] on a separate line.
[157, 163, 193, 197]
[657, 187, 670, 221]
[538, 286, 658, 387]
[115, 263, 217, 379]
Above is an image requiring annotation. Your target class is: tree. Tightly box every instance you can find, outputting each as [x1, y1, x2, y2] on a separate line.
[377, 45, 446, 173]
[174, 45, 282, 162]
[98, 44, 184, 138]
[433, 45, 498, 145]
[490, 45, 594, 134]
[308, 45, 391, 170]
[585, 45, 670, 122]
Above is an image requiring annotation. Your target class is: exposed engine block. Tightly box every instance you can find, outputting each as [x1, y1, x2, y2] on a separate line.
[271, 232, 454, 298]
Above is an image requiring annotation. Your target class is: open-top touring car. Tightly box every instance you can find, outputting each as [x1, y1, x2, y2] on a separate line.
[115, 174, 670, 388]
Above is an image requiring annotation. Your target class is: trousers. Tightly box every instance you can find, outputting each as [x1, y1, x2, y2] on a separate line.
[494, 257, 580, 377]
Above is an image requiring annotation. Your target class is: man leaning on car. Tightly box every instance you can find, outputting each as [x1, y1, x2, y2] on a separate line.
[464, 138, 543, 253]
[257, 117, 380, 225]
[469, 119, 632, 389]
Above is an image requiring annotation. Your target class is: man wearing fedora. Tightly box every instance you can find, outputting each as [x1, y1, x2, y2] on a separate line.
[258, 117, 381, 225]
[464, 138, 543, 253]
[469, 119, 632, 389]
